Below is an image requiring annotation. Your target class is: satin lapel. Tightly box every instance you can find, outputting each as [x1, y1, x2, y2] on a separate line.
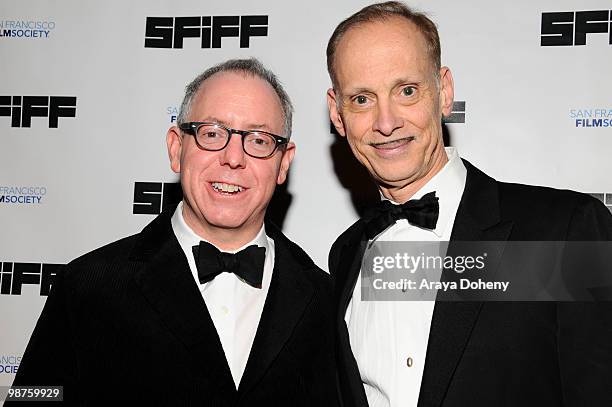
[334, 222, 370, 407]
[418, 161, 513, 407]
[237, 230, 314, 396]
[131, 212, 235, 392]
[337, 225, 369, 318]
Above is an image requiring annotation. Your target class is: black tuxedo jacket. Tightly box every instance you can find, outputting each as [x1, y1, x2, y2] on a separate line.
[12, 211, 339, 406]
[330, 160, 612, 407]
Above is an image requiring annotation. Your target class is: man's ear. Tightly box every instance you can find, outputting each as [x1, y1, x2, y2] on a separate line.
[166, 126, 183, 173]
[277, 142, 296, 185]
[327, 88, 346, 137]
[439, 67, 455, 118]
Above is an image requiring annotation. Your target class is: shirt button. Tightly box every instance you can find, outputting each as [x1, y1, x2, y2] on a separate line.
[406, 357, 414, 367]
[221, 305, 229, 315]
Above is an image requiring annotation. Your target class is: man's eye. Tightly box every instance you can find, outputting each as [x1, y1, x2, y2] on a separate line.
[402, 86, 416, 97]
[246, 134, 272, 146]
[355, 95, 368, 104]
[251, 137, 268, 145]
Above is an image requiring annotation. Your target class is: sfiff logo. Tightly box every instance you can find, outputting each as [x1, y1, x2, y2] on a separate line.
[0, 262, 63, 296]
[0, 96, 76, 128]
[541, 10, 612, 46]
[133, 182, 182, 215]
[145, 15, 268, 48]
[569, 108, 612, 128]
[0, 186, 47, 204]
[0, 19, 55, 39]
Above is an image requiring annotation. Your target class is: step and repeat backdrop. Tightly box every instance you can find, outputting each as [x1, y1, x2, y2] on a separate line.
[1, 0, 611, 384]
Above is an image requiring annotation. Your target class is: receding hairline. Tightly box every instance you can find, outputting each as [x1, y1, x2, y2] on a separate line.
[327, 4, 442, 90]
[186, 69, 286, 131]
[177, 57, 293, 137]
[193, 69, 284, 105]
[334, 16, 429, 60]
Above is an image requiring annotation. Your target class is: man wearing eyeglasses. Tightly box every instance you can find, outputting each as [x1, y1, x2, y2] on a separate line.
[12, 58, 339, 406]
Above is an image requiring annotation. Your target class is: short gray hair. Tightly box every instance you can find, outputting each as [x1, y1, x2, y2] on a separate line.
[177, 58, 293, 138]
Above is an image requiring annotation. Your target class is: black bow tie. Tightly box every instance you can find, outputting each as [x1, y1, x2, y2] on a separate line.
[192, 241, 266, 288]
[364, 191, 439, 240]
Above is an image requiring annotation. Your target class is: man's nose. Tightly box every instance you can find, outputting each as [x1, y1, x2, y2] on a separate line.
[373, 99, 403, 136]
[219, 133, 246, 169]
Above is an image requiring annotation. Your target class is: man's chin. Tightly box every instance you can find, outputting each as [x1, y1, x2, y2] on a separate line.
[373, 170, 420, 188]
[204, 217, 249, 231]
[205, 212, 266, 233]
[184, 207, 249, 233]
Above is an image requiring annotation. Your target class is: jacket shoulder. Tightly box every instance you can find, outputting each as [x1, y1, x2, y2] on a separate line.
[496, 182, 612, 239]
[61, 233, 140, 291]
[329, 218, 365, 276]
[266, 221, 332, 287]
[70, 233, 139, 267]
[498, 181, 603, 216]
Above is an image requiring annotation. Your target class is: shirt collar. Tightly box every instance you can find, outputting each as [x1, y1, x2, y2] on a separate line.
[171, 201, 269, 257]
[382, 147, 466, 237]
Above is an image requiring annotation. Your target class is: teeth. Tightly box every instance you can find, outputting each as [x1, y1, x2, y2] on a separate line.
[212, 182, 244, 193]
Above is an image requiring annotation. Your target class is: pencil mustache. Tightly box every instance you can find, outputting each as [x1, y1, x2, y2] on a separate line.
[370, 136, 415, 147]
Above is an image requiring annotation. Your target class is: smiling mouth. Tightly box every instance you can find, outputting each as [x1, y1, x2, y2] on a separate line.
[211, 182, 245, 194]
[371, 136, 415, 150]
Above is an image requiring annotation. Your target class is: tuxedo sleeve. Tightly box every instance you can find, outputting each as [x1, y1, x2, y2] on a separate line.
[557, 196, 612, 405]
[10, 267, 79, 404]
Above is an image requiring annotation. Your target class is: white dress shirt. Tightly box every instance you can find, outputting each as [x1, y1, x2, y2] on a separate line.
[171, 201, 275, 389]
[345, 147, 467, 407]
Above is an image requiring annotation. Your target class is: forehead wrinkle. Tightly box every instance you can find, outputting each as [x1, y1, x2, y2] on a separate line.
[335, 18, 433, 90]
[343, 87, 374, 96]
[190, 74, 284, 133]
[342, 74, 424, 98]
[244, 123, 272, 131]
[337, 51, 423, 93]
[195, 116, 272, 132]
[196, 116, 230, 126]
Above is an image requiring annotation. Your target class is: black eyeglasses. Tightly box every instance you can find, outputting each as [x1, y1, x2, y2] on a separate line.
[179, 122, 289, 159]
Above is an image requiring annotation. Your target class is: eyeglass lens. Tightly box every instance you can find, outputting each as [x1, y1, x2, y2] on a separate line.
[195, 124, 277, 157]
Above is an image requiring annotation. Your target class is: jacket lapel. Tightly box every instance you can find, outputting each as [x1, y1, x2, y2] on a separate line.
[418, 160, 513, 407]
[130, 211, 235, 393]
[237, 223, 314, 396]
[336, 224, 369, 317]
[333, 222, 371, 407]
